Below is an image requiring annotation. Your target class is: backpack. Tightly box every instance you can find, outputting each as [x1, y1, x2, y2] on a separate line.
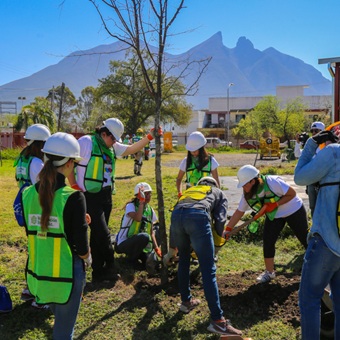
[13, 183, 30, 227]
[0, 286, 12, 313]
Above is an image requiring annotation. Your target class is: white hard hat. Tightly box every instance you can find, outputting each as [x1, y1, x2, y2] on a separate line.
[24, 124, 51, 144]
[311, 121, 325, 131]
[103, 118, 124, 140]
[197, 176, 218, 187]
[42, 132, 82, 160]
[134, 182, 153, 195]
[237, 165, 259, 188]
[186, 131, 207, 151]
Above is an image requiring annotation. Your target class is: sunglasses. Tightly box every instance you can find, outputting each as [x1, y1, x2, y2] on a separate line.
[108, 133, 116, 142]
[310, 129, 320, 134]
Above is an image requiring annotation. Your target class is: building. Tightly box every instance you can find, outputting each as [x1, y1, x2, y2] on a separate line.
[170, 85, 331, 146]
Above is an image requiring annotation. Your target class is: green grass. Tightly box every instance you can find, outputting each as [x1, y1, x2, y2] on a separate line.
[0, 152, 305, 339]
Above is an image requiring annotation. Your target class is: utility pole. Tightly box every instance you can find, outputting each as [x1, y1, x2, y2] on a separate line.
[57, 83, 65, 131]
[227, 83, 234, 145]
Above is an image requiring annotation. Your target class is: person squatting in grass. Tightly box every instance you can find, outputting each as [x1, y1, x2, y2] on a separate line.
[68, 118, 161, 283]
[22, 132, 91, 340]
[294, 128, 340, 340]
[223, 164, 308, 283]
[170, 176, 242, 336]
[115, 182, 161, 270]
[14, 123, 51, 306]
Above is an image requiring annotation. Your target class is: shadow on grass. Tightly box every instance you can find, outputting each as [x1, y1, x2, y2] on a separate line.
[0, 300, 53, 339]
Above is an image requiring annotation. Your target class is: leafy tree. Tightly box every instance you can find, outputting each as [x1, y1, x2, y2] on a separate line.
[77, 86, 96, 131]
[46, 84, 77, 131]
[232, 96, 306, 142]
[14, 97, 55, 132]
[96, 55, 192, 134]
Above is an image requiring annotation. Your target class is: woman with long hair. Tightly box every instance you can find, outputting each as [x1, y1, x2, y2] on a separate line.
[22, 132, 91, 339]
[176, 131, 220, 197]
[14, 123, 51, 304]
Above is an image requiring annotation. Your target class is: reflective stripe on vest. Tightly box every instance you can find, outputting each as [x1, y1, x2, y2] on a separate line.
[15, 155, 33, 188]
[246, 175, 280, 221]
[185, 156, 212, 187]
[127, 203, 153, 253]
[23, 185, 75, 304]
[83, 135, 115, 193]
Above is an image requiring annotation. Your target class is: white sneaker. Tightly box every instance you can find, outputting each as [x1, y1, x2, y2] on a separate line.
[256, 270, 275, 283]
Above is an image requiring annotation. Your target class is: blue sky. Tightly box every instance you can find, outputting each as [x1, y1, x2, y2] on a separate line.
[0, 0, 339, 86]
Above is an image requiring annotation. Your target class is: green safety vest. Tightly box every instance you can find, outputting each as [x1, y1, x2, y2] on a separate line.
[81, 135, 116, 193]
[14, 155, 33, 188]
[185, 156, 212, 187]
[246, 174, 280, 221]
[126, 203, 153, 253]
[23, 185, 76, 304]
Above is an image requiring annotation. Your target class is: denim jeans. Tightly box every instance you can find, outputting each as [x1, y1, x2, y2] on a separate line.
[50, 256, 86, 339]
[299, 234, 340, 340]
[171, 207, 223, 321]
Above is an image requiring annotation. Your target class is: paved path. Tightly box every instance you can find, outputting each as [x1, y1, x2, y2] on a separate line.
[220, 175, 309, 215]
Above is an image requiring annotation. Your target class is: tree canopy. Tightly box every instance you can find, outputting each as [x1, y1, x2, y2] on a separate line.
[96, 54, 192, 134]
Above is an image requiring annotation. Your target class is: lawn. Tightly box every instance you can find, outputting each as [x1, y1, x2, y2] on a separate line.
[0, 150, 307, 339]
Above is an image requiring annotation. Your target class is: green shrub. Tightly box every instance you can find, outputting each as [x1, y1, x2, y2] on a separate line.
[1, 148, 21, 160]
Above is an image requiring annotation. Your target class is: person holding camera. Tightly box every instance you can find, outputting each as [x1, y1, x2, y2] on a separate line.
[306, 121, 325, 217]
[115, 182, 161, 269]
[294, 127, 340, 339]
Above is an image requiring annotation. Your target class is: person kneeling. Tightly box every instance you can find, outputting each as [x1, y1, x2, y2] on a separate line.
[115, 182, 161, 270]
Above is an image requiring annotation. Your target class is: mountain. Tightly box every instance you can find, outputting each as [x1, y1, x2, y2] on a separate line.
[0, 32, 331, 110]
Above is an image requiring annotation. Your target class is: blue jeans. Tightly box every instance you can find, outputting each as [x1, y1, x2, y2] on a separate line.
[299, 234, 340, 340]
[171, 207, 223, 321]
[50, 256, 86, 339]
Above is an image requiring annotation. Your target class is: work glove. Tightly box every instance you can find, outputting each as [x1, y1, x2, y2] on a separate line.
[312, 130, 339, 145]
[85, 213, 91, 225]
[163, 247, 178, 267]
[84, 252, 92, 269]
[263, 202, 279, 213]
[223, 226, 233, 240]
[147, 127, 163, 141]
[71, 183, 83, 191]
[155, 247, 162, 258]
[137, 188, 146, 203]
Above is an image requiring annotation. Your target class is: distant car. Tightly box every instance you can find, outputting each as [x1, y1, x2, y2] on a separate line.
[206, 137, 232, 148]
[149, 139, 164, 151]
[240, 140, 259, 150]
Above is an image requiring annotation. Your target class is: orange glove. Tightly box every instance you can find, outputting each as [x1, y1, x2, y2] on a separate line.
[223, 226, 233, 240]
[137, 188, 146, 203]
[71, 183, 82, 191]
[263, 201, 279, 213]
[178, 192, 182, 198]
[147, 127, 163, 140]
[155, 247, 162, 258]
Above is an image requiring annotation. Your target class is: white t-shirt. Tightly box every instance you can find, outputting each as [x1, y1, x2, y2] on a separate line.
[29, 157, 44, 184]
[75, 135, 128, 192]
[237, 175, 303, 218]
[179, 155, 219, 172]
[116, 202, 158, 246]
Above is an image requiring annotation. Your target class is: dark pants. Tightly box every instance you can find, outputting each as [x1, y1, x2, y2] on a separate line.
[263, 205, 308, 258]
[85, 187, 114, 277]
[116, 233, 150, 261]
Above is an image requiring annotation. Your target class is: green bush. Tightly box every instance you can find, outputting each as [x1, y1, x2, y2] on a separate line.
[1, 148, 21, 160]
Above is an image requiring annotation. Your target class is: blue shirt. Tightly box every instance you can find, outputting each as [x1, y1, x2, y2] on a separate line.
[294, 138, 340, 257]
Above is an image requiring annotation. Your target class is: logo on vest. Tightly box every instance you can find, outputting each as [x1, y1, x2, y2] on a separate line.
[28, 214, 60, 229]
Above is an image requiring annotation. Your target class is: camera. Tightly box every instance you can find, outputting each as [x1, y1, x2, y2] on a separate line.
[298, 132, 309, 146]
